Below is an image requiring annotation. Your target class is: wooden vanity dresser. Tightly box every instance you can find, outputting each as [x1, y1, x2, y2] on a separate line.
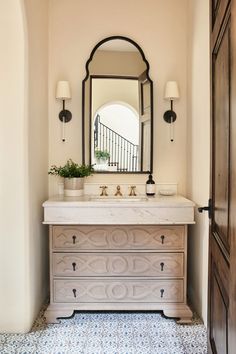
[45, 222, 193, 323]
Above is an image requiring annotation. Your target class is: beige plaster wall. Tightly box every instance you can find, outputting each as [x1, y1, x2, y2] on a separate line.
[92, 79, 139, 116]
[48, 0, 188, 196]
[0, 0, 29, 333]
[0, 0, 49, 333]
[24, 0, 49, 332]
[187, 0, 210, 325]
[90, 50, 146, 77]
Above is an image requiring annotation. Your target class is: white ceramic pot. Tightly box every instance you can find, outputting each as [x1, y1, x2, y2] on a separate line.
[94, 158, 108, 171]
[64, 177, 84, 196]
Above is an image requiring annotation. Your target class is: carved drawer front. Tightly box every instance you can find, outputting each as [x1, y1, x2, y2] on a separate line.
[54, 279, 184, 303]
[52, 252, 184, 277]
[52, 225, 185, 250]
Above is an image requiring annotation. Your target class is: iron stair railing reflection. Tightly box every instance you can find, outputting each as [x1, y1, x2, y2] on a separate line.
[94, 115, 138, 172]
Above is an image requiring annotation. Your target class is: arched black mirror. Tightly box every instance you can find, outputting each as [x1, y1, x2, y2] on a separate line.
[82, 36, 153, 173]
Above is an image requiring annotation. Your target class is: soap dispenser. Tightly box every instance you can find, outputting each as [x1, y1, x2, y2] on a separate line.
[146, 174, 155, 196]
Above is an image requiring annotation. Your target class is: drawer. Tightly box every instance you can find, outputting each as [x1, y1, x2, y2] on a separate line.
[54, 278, 184, 303]
[52, 225, 185, 250]
[52, 252, 184, 277]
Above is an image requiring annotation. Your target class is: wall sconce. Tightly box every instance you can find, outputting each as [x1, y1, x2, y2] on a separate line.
[163, 81, 180, 142]
[56, 81, 72, 142]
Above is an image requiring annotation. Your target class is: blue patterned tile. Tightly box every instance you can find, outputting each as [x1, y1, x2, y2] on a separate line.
[0, 307, 207, 354]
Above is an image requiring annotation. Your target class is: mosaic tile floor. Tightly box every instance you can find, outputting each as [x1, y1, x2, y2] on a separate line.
[0, 305, 207, 354]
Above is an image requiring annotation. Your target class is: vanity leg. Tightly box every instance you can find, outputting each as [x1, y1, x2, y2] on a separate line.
[177, 317, 193, 324]
[45, 307, 74, 324]
[163, 304, 193, 324]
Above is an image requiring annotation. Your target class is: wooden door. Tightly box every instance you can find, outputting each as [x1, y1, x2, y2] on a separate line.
[209, 0, 236, 353]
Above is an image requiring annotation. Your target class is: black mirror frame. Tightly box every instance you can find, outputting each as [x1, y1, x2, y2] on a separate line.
[82, 35, 153, 174]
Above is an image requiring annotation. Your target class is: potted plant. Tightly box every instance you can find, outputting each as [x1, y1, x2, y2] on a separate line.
[95, 149, 110, 162]
[94, 149, 110, 171]
[48, 159, 93, 196]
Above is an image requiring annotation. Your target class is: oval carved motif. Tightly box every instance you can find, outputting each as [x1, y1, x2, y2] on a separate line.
[108, 256, 128, 274]
[107, 283, 128, 300]
[110, 229, 129, 247]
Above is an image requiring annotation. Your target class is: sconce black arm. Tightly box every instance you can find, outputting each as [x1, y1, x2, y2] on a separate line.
[59, 99, 72, 122]
[163, 99, 177, 123]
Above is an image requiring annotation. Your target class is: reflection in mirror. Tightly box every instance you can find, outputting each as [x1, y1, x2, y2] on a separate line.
[82, 36, 153, 173]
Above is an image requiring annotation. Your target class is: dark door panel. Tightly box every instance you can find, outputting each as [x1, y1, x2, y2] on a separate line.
[212, 16, 230, 252]
[210, 266, 228, 354]
[209, 1, 235, 353]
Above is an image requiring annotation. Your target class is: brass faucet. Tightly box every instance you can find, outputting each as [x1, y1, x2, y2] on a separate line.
[100, 185, 108, 196]
[129, 185, 137, 196]
[115, 185, 122, 196]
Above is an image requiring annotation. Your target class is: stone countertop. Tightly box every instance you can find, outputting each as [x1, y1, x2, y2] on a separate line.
[43, 195, 195, 208]
[42, 195, 195, 225]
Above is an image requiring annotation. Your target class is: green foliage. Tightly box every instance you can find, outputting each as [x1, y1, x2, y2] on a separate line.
[48, 159, 93, 178]
[95, 149, 110, 160]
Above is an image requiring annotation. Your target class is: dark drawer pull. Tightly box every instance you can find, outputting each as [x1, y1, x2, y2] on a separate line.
[160, 262, 164, 271]
[72, 262, 76, 271]
[160, 289, 164, 298]
[72, 288, 77, 298]
[72, 235, 76, 244]
[160, 235, 165, 244]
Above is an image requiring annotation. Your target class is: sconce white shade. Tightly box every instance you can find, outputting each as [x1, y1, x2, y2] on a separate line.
[164, 81, 180, 100]
[56, 81, 71, 100]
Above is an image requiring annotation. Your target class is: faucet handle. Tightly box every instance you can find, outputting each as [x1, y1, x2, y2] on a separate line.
[99, 185, 108, 196]
[115, 185, 122, 196]
[129, 185, 137, 196]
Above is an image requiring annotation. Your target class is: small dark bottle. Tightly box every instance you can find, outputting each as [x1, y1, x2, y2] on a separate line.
[146, 174, 155, 196]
